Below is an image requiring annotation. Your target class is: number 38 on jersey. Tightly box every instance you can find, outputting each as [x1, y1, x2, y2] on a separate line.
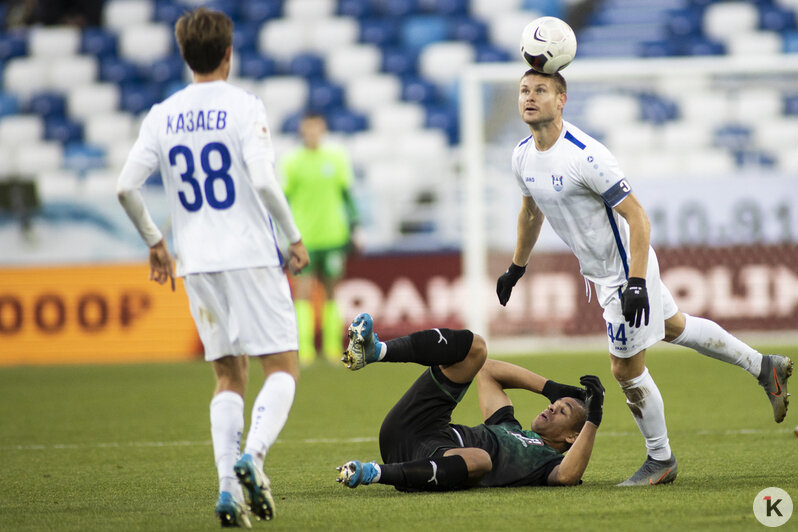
[169, 142, 236, 212]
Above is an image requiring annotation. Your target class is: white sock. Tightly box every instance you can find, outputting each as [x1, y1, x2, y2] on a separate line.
[671, 314, 762, 377]
[243, 371, 296, 470]
[210, 391, 245, 501]
[619, 368, 672, 461]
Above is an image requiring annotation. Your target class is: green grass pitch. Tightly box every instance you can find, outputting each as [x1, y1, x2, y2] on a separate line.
[1, 344, 796, 531]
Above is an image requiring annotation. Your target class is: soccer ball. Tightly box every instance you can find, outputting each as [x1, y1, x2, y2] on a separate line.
[520, 16, 577, 74]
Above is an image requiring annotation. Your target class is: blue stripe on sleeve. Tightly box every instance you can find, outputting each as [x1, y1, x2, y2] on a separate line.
[564, 130, 586, 150]
[518, 134, 533, 147]
[601, 178, 631, 208]
[604, 204, 629, 279]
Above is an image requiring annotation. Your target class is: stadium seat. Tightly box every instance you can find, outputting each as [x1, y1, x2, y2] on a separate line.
[0, 115, 45, 148]
[35, 170, 82, 200]
[393, 128, 449, 165]
[603, 122, 657, 154]
[153, 0, 184, 25]
[120, 82, 162, 114]
[326, 44, 382, 84]
[724, 31, 783, 56]
[418, 41, 475, 85]
[474, 44, 511, 62]
[307, 17, 360, 56]
[256, 76, 309, 129]
[237, 51, 279, 79]
[3, 58, 50, 99]
[288, 53, 326, 77]
[44, 116, 84, 144]
[421, 0, 469, 15]
[16, 141, 64, 177]
[307, 80, 344, 112]
[424, 104, 458, 143]
[242, 0, 284, 23]
[233, 21, 260, 53]
[448, 17, 488, 44]
[713, 124, 752, 151]
[487, 10, 540, 56]
[103, 0, 154, 31]
[344, 74, 402, 113]
[338, 0, 373, 18]
[28, 26, 82, 58]
[0, 91, 19, 118]
[360, 18, 399, 46]
[27, 92, 65, 118]
[469, 0, 524, 22]
[381, 47, 418, 75]
[702, 2, 759, 43]
[63, 142, 107, 175]
[326, 108, 369, 133]
[203, 0, 242, 20]
[100, 56, 142, 84]
[142, 54, 186, 84]
[81, 27, 118, 59]
[67, 83, 120, 121]
[677, 91, 731, 126]
[752, 118, 798, 149]
[374, 0, 420, 18]
[49, 55, 99, 93]
[401, 15, 449, 51]
[730, 88, 783, 125]
[83, 112, 136, 149]
[0, 32, 27, 63]
[284, 0, 337, 18]
[369, 102, 426, 132]
[401, 76, 439, 104]
[119, 23, 174, 64]
[760, 5, 797, 32]
[686, 148, 738, 175]
[583, 94, 640, 131]
[259, 18, 308, 61]
[660, 121, 713, 151]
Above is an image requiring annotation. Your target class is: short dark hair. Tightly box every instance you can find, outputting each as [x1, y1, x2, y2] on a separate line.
[175, 8, 233, 74]
[521, 68, 567, 94]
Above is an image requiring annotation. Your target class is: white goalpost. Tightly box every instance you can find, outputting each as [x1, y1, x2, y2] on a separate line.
[460, 55, 798, 347]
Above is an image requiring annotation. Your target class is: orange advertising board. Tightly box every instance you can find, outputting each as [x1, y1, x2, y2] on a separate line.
[0, 264, 201, 366]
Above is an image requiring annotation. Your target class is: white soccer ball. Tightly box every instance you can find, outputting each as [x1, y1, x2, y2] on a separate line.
[520, 16, 577, 74]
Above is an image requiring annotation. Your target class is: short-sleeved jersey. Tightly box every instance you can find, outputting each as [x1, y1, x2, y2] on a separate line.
[451, 406, 563, 487]
[512, 121, 633, 287]
[125, 81, 281, 276]
[280, 144, 354, 250]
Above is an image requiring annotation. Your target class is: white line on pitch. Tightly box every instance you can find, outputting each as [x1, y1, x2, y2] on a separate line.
[1, 427, 792, 452]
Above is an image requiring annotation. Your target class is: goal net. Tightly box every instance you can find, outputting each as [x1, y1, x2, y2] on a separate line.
[459, 55, 798, 350]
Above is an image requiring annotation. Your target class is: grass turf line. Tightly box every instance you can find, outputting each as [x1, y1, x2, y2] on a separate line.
[1, 346, 796, 531]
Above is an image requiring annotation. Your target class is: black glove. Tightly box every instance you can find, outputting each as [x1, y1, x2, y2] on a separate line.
[542, 379, 586, 403]
[620, 277, 649, 327]
[579, 375, 605, 427]
[496, 263, 526, 306]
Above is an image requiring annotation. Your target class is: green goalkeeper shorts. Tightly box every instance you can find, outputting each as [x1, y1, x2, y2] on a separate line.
[301, 246, 349, 280]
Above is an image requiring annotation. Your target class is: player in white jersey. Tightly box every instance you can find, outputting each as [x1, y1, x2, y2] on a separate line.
[496, 69, 793, 486]
[116, 8, 309, 526]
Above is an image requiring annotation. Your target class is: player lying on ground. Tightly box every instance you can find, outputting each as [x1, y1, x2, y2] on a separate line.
[335, 313, 604, 491]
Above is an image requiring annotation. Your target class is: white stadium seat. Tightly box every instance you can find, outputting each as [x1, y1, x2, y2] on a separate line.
[676, 90, 731, 126]
[418, 41, 475, 85]
[84, 112, 136, 149]
[28, 26, 82, 57]
[307, 17, 360, 56]
[369, 103, 426, 133]
[702, 2, 759, 42]
[348, 130, 395, 167]
[659, 121, 713, 151]
[35, 170, 82, 199]
[48, 55, 99, 92]
[325, 44, 382, 84]
[284, 0, 337, 19]
[103, 0, 153, 31]
[259, 18, 309, 61]
[67, 83, 120, 120]
[583, 94, 639, 130]
[344, 74, 402, 113]
[119, 23, 173, 64]
[489, 10, 542, 55]
[256, 76, 309, 128]
[469, 0, 524, 21]
[730, 88, 783, 125]
[3, 57, 50, 99]
[16, 141, 64, 176]
[0, 115, 44, 147]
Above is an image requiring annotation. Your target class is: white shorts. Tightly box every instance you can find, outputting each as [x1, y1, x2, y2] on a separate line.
[595, 248, 678, 358]
[183, 267, 298, 361]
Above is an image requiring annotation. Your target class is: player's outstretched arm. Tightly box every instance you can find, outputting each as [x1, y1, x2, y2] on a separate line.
[547, 375, 604, 486]
[497, 196, 544, 305]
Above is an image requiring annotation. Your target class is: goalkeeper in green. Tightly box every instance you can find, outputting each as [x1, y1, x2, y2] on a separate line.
[336, 313, 603, 490]
[280, 112, 359, 365]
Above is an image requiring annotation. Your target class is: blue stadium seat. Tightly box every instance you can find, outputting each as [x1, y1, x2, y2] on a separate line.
[288, 53, 325, 78]
[45, 117, 83, 143]
[0, 91, 19, 118]
[760, 5, 796, 32]
[81, 28, 117, 58]
[474, 44, 511, 63]
[27, 92, 65, 118]
[640, 40, 679, 57]
[666, 7, 704, 38]
[734, 149, 777, 168]
[714, 124, 751, 151]
[381, 47, 418, 75]
[238, 51, 279, 78]
[307, 80, 344, 111]
[783, 31, 798, 53]
[234, 21, 260, 52]
[523, 0, 563, 17]
[242, 0, 283, 23]
[448, 17, 487, 44]
[402, 15, 448, 51]
[420, 0, 468, 15]
[120, 82, 163, 114]
[783, 94, 798, 115]
[100, 57, 143, 84]
[327, 108, 369, 133]
[162, 80, 187, 100]
[204, 0, 243, 21]
[639, 93, 678, 124]
[0, 32, 27, 62]
[401, 76, 438, 104]
[142, 55, 185, 84]
[339, 0, 374, 18]
[360, 18, 399, 46]
[64, 142, 106, 175]
[375, 0, 420, 18]
[424, 104, 458, 144]
[681, 36, 725, 56]
[280, 111, 303, 134]
[153, 1, 184, 25]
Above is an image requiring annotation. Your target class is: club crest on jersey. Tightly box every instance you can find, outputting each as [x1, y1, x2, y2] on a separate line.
[552, 175, 564, 192]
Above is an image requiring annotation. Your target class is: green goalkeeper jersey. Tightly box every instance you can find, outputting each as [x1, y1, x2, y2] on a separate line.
[280, 144, 355, 250]
[451, 405, 564, 487]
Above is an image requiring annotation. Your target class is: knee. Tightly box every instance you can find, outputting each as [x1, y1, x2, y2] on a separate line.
[469, 450, 492, 479]
[664, 311, 686, 342]
[467, 333, 487, 369]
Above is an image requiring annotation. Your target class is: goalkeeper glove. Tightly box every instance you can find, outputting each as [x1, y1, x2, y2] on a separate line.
[579, 375, 605, 427]
[620, 277, 649, 327]
[496, 263, 526, 306]
[542, 379, 586, 403]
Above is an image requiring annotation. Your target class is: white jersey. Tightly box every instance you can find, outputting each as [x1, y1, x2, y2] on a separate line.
[512, 120, 636, 287]
[125, 81, 282, 276]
